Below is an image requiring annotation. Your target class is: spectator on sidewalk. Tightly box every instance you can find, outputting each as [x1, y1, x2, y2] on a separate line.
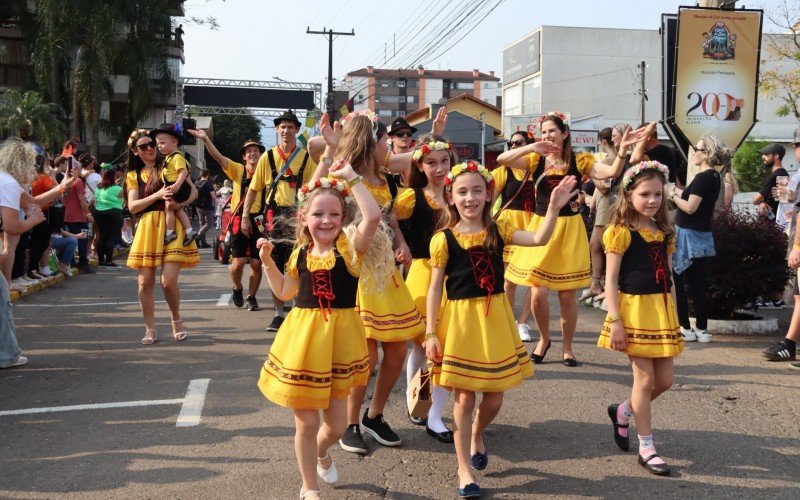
[193, 168, 216, 248]
[63, 161, 95, 274]
[94, 164, 124, 266]
[215, 179, 232, 230]
[28, 153, 58, 279]
[753, 143, 788, 221]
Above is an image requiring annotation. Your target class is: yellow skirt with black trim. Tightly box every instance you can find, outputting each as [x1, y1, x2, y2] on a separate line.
[431, 294, 533, 392]
[405, 258, 448, 344]
[358, 267, 425, 342]
[505, 214, 590, 290]
[127, 210, 200, 269]
[597, 292, 683, 358]
[496, 208, 534, 263]
[258, 307, 370, 409]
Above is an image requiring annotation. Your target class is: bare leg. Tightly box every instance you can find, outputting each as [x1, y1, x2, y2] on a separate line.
[318, 397, 348, 459]
[230, 257, 245, 290]
[1, 233, 20, 282]
[453, 389, 478, 488]
[247, 259, 262, 297]
[786, 294, 800, 342]
[517, 287, 532, 324]
[294, 409, 321, 497]
[175, 207, 192, 233]
[368, 341, 408, 417]
[165, 208, 176, 232]
[558, 289, 578, 358]
[505, 279, 518, 309]
[137, 267, 157, 332]
[629, 356, 656, 436]
[471, 391, 504, 454]
[588, 226, 605, 294]
[160, 262, 184, 338]
[531, 285, 550, 356]
[347, 339, 378, 425]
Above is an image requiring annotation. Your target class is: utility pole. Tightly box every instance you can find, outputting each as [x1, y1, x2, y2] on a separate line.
[639, 61, 647, 125]
[306, 27, 355, 124]
[479, 112, 486, 166]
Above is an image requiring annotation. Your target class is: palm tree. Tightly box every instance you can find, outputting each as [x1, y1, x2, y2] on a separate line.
[0, 89, 66, 151]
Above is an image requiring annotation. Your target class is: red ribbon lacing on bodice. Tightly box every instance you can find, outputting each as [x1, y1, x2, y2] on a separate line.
[311, 269, 336, 322]
[648, 242, 669, 309]
[468, 246, 496, 316]
[523, 182, 534, 213]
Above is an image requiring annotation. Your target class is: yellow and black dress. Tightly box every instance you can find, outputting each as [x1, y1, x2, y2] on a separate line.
[357, 175, 425, 342]
[492, 166, 535, 263]
[505, 152, 594, 290]
[597, 225, 683, 358]
[126, 169, 199, 269]
[396, 188, 446, 338]
[429, 221, 534, 392]
[258, 234, 370, 409]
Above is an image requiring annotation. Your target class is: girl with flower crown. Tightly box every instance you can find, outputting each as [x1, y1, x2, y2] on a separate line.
[598, 160, 682, 477]
[424, 161, 578, 498]
[312, 111, 425, 455]
[255, 159, 389, 499]
[396, 132, 455, 443]
[496, 111, 632, 367]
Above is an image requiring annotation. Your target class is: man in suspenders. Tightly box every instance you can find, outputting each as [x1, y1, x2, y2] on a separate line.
[242, 109, 318, 331]
[188, 129, 265, 311]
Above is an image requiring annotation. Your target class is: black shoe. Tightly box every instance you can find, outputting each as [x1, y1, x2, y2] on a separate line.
[79, 264, 95, 274]
[426, 425, 454, 443]
[361, 411, 401, 446]
[457, 483, 480, 499]
[183, 230, 197, 247]
[197, 239, 209, 248]
[105, 262, 118, 267]
[266, 315, 284, 332]
[470, 449, 488, 471]
[638, 453, 671, 476]
[530, 339, 551, 364]
[607, 404, 630, 451]
[97, 262, 107, 267]
[338, 424, 368, 454]
[164, 231, 178, 245]
[246, 295, 259, 311]
[408, 412, 427, 426]
[232, 288, 244, 308]
[762, 339, 796, 361]
[562, 355, 578, 367]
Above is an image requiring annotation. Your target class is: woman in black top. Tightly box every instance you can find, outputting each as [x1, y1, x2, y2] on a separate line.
[668, 135, 731, 343]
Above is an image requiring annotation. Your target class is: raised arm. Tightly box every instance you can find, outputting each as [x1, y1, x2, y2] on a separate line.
[310, 113, 342, 182]
[189, 129, 232, 169]
[496, 140, 560, 170]
[629, 122, 655, 165]
[329, 159, 381, 253]
[589, 126, 638, 180]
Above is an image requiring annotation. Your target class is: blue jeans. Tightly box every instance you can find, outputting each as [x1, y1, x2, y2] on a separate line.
[0, 275, 22, 367]
[51, 235, 79, 267]
[66, 222, 89, 265]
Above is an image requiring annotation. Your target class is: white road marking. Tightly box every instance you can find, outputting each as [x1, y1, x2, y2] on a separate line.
[175, 378, 210, 427]
[14, 298, 219, 308]
[216, 293, 231, 306]
[0, 398, 184, 416]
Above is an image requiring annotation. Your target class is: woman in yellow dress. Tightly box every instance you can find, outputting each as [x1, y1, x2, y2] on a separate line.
[256, 159, 386, 499]
[496, 112, 630, 366]
[125, 129, 200, 345]
[424, 161, 578, 498]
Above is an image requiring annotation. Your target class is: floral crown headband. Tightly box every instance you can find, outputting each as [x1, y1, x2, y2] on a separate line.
[621, 161, 670, 191]
[297, 177, 354, 204]
[412, 141, 451, 161]
[539, 111, 568, 125]
[127, 128, 150, 148]
[444, 160, 494, 190]
[340, 109, 380, 141]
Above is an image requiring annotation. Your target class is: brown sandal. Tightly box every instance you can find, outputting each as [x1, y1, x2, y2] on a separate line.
[171, 320, 187, 341]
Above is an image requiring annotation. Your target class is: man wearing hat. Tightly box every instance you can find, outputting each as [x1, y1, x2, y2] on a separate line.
[188, 128, 266, 311]
[243, 109, 318, 330]
[753, 143, 788, 221]
[387, 117, 418, 154]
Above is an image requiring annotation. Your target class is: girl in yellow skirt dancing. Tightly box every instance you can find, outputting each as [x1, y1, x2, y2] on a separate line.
[396, 133, 453, 442]
[598, 161, 683, 477]
[311, 111, 424, 454]
[256, 159, 386, 499]
[496, 111, 630, 367]
[424, 161, 578, 498]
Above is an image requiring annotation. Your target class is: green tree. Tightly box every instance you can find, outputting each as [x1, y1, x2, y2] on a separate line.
[760, 1, 800, 119]
[0, 90, 66, 151]
[732, 138, 769, 192]
[194, 111, 262, 180]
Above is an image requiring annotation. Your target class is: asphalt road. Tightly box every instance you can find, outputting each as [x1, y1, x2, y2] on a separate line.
[1, 245, 799, 499]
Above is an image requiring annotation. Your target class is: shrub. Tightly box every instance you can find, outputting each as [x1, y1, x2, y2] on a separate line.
[731, 138, 769, 192]
[702, 209, 793, 319]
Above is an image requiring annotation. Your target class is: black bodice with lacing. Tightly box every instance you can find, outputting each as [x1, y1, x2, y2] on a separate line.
[618, 230, 672, 304]
[442, 227, 505, 316]
[295, 247, 358, 321]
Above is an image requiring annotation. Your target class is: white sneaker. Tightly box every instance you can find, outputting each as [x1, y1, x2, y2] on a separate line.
[57, 263, 73, 278]
[316, 455, 338, 484]
[695, 329, 712, 343]
[517, 323, 533, 342]
[1, 356, 28, 368]
[39, 267, 54, 277]
[681, 327, 697, 342]
[31, 270, 49, 279]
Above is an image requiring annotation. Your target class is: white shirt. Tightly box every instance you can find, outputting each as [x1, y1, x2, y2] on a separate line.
[0, 171, 23, 211]
[776, 170, 800, 230]
[82, 170, 101, 204]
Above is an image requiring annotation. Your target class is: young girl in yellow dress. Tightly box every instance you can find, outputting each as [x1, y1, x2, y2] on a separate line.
[256, 159, 388, 499]
[424, 161, 578, 498]
[598, 161, 683, 477]
[396, 133, 454, 442]
[312, 111, 424, 454]
[496, 112, 629, 366]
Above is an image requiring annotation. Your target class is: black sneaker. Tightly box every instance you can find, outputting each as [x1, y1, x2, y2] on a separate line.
[232, 288, 244, 308]
[361, 411, 402, 447]
[338, 424, 368, 455]
[762, 339, 796, 361]
[266, 315, 284, 332]
[246, 295, 259, 311]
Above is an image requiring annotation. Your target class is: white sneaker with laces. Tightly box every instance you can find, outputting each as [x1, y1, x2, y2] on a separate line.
[517, 323, 533, 342]
[695, 329, 712, 343]
[681, 327, 697, 342]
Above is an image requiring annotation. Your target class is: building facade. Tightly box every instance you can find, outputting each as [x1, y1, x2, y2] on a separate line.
[342, 66, 500, 123]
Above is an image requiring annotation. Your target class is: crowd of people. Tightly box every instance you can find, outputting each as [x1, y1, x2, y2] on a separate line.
[4, 105, 800, 499]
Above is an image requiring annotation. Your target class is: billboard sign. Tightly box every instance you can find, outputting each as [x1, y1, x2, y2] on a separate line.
[503, 32, 540, 84]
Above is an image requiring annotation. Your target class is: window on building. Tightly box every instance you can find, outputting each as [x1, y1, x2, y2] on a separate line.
[450, 81, 473, 90]
[377, 109, 395, 117]
[398, 80, 406, 88]
[377, 95, 405, 103]
[503, 84, 521, 116]
[522, 76, 541, 116]
[406, 95, 416, 103]
[407, 79, 419, 88]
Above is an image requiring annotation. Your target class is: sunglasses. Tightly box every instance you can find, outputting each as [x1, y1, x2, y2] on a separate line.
[691, 144, 706, 153]
[394, 132, 413, 138]
[507, 139, 526, 147]
[134, 142, 155, 152]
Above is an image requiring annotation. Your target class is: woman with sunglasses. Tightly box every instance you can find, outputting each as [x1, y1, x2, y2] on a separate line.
[125, 129, 200, 345]
[492, 131, 536, 341]
[668, 136, 730, 344]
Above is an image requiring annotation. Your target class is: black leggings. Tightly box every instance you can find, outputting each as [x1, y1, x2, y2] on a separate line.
[27, 220, 51, 272]
[94, 208, 123, 264]
[674, 257, 709, 331]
